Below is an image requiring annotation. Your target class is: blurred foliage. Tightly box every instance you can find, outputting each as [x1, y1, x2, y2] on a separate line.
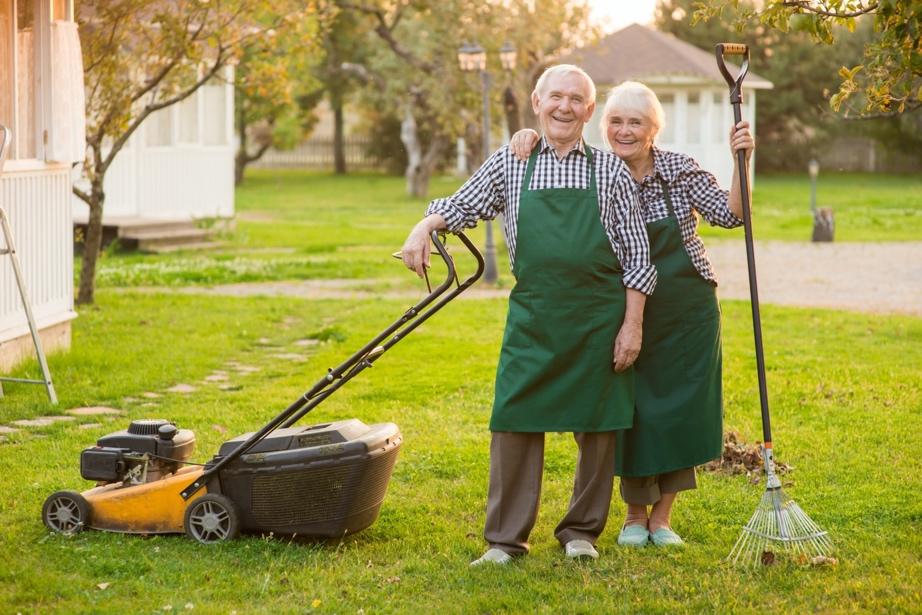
[657, 0, 921, 170]
[693, 0, 922, 117]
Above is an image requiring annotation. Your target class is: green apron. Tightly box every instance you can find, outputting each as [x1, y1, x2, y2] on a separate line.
[616, 179, 723, 476]
[491, 145, 634, 432]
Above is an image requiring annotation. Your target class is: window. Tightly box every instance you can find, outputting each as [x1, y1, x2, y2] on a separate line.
[686, 93, 701, 144]
[146, 108, 173, 146]
[202, 82, 227, 146]
[658, 93, 675, 144]
[712, 92, 725, 142]
[177, 93, 199, 144]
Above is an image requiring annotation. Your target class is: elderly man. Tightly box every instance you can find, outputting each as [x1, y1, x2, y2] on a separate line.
[401, 64, 656, 564]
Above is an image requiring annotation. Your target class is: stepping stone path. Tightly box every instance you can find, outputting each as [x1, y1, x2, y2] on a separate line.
[12, 416, 75, 427]
[294, 339, 320, 347]
[65, 406, 123, 417]
[166, 384, 197, 394]
[142, 392, 162, 399]
[272, 353, 306, 362]
[0, 407, 122, 442]
[204, 372, 229, 382]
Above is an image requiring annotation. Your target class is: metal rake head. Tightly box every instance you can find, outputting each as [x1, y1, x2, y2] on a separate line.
[728, 486, 834, 567]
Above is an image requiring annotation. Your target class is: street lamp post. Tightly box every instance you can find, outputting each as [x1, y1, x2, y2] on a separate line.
[458, 42, 517, 284]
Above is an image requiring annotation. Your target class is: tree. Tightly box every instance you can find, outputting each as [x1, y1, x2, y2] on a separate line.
[338, 0, 596, 197]
[693, 0, 922, 117]
[75, 0, 313, 305]
[656, 0, 869, 169]
[234, 4, 323, 185]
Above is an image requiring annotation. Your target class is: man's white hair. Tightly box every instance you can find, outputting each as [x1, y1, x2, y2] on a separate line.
[600, 81, 666, 148]
[532, 64, 596, 104]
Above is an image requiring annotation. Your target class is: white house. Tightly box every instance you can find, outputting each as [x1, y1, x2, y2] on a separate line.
[563, 24, 773, 187]
[75, 66, 236, 225]
[0, 0, 82, 372]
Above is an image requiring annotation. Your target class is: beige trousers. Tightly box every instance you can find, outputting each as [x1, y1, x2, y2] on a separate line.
[483, 431, 616, 556]
[619, 467, 697, 506]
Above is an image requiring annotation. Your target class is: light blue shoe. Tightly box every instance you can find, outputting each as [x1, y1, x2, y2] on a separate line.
[650, 527, 685, 547]
[617, 524, 650, 547]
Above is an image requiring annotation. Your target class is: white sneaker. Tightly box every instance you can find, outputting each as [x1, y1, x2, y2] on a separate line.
[470, 548, 513, 567]
[564, 539, 599, 560]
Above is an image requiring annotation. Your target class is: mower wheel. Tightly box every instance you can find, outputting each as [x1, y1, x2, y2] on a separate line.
[42, 491, 90, 535]
[184, 494, 240, 544]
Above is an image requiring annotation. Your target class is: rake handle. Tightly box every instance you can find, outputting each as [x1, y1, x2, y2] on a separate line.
[715, 43, 773, 446]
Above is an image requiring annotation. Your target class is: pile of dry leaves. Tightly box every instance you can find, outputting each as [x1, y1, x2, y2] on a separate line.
[701, 431, 792, 482]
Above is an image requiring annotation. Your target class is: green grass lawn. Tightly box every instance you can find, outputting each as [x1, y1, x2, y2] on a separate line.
[9, 169, 919, 612]
[2, 290, 920, 613]
[90, 170, 922, 291]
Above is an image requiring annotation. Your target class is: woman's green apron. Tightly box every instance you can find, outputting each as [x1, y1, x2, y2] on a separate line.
[616, 179, 723, 476]
[491, 145, 634, 432]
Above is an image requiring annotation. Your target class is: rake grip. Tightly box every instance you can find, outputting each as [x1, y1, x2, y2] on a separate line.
[718, 42, 748, 55]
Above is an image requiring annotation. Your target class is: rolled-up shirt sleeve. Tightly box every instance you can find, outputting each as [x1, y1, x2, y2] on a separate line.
[425, 147, 507, 232]
[609, 162, 657, 295]
[680, 160, 743, 229]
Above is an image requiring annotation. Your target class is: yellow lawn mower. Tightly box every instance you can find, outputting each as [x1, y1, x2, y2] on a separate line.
[42, 232, 482, 543]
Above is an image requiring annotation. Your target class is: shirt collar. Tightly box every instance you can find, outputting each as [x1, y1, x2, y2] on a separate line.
[538, 135, 587, 158]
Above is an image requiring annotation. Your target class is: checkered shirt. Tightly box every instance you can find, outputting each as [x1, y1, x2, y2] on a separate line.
[635, 147, 744, 285]
[426, 137, 657, 295]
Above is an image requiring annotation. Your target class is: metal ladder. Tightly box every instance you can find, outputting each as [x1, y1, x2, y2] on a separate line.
[0, 125, 58, 404]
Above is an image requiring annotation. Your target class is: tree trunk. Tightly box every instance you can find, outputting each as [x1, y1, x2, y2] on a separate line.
[235, 105, 248, 186]
[504, 86, 521, 136]
[77, 183, 105, 305]
[400, 108, 424, 197]
[332, 93, 346, 175]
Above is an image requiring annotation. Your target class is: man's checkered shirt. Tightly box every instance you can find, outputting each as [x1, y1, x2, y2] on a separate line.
[426, 137, 657, 295]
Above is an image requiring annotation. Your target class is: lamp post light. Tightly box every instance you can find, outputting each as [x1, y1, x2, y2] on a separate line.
[808, 158, 819, 214]
[458, 42, 517, 284]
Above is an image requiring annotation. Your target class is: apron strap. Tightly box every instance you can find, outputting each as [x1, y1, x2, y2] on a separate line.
[657, 176, 676, 217]
[522, 140, 597, 194]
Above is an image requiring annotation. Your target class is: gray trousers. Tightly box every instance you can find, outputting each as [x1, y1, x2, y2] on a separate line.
[619, 467, 697, 506]
[484, 431, 616, 556]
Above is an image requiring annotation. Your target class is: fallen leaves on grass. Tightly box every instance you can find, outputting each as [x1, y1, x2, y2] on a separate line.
[702, 431, 791, 478]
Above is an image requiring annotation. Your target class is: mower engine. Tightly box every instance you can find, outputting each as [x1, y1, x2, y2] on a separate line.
[80, 419, 196, 485]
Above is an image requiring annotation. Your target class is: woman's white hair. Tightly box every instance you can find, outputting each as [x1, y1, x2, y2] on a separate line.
[600, 81, 666, 148]
[532, 64, 596, 104]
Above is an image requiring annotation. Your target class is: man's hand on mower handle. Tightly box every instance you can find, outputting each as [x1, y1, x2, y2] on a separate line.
[401, 214, 447, 278]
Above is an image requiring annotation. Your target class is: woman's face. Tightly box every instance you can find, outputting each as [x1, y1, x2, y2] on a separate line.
[606, 108, 657, 165]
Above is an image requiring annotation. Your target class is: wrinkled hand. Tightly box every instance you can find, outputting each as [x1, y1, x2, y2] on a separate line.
[613, 320, 642, 373]
[510, 129, 540, 161]
[401, 223, 432, 278]
[730, 121, 755, 163]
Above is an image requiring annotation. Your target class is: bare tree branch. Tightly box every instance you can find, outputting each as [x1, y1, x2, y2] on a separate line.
[781, 1, 879, 18]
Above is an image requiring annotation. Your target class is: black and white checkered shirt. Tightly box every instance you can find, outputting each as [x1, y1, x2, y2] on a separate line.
[636, 147, 743, 285]
[427, 137, 657, 295]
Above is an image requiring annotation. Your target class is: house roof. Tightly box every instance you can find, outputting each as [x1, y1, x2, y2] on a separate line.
[561, 23, 773, 90]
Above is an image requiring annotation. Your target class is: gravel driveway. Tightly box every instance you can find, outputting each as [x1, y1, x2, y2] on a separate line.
[180, 240, 922, 317]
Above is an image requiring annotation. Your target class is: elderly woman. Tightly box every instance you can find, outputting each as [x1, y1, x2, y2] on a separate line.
[510, 80, 754, 547]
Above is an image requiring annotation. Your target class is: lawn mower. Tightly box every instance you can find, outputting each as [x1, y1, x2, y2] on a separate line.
[42, 231, 483, 543]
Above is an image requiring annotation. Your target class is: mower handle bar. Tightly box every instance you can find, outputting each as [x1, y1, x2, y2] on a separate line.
[180, 230, 484, 500]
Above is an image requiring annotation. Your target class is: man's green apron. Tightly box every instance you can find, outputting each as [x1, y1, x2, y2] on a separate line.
[616, 179, 723, 476]
[491, 145, 634, 433]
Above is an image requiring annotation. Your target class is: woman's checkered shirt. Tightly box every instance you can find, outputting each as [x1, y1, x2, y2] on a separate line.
[426, 137, 657, 295]
[638, 147, 743, 285]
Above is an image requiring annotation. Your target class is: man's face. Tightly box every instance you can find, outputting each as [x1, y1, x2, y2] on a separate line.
[531, 72, 596, 146]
